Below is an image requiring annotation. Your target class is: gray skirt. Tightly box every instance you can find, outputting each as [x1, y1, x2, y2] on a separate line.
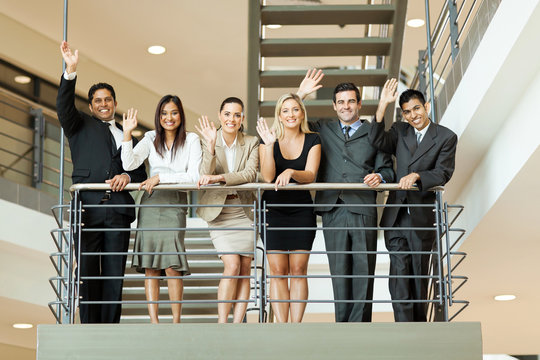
[132, 190, 190, 275]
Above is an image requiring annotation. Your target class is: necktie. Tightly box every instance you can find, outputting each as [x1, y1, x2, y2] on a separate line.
[416, 132, 422, 145]
[106, 123, 118, 155]
[344, 126, 351, 141]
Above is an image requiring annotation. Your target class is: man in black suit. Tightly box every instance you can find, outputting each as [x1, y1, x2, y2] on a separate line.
[369, 79, 457, 322]
[56, 41, 147, 323]
[297, 70, 394, 322]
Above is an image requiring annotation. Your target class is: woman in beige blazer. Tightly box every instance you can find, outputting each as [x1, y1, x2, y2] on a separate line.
[196, 97, 259, 323]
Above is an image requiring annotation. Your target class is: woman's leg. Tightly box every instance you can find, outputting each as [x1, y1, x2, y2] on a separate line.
[218, 254, 241, 323]
[267, 253, 290, 323]
[145, 268, 161, 324]
[164, 267, 183, 323]
[289, 252, 310, 323]
[232, 255, 253, 323]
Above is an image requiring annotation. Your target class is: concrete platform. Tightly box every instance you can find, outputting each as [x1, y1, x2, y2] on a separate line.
[37, 322, 482, 359]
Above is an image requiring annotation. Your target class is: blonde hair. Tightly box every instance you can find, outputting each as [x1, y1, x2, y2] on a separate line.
[272, 93, 312, 139]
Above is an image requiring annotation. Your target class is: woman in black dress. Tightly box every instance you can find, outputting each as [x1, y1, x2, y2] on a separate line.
[257, 93, 321, 323]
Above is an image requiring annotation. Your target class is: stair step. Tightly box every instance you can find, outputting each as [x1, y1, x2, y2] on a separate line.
[260, 69, 388, 88]
[121, 303, 220, 316]
[261, 38, 391, 57]
[261, 5, 394, 25]
[260, 99, 378, 118]
[123, 287, 218, 301]
[120, 315, 219, 324]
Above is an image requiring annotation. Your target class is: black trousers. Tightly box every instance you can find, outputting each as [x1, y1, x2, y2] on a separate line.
[385, 209, 435, 322]
[74, 204, 131, 323]
[322, 205, 377, 322]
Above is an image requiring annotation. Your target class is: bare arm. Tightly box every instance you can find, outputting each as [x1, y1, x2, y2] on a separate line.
[256, 118, 277, 183]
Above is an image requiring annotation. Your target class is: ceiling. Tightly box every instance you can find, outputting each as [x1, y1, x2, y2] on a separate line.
[0, 0, 440, 129]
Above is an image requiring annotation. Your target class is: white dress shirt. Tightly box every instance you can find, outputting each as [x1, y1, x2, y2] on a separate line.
[221, 132, 237, 172]
[121, 131, 202, 183]
[415, 122, 431, 144]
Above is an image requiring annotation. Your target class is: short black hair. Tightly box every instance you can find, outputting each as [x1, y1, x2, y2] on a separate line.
[333, 83, 360, 103]
[399, 89, 426, 108]
[88, 83, 116, 103]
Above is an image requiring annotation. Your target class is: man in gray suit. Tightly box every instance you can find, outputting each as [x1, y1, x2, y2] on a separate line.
[297, 70, 394, 322]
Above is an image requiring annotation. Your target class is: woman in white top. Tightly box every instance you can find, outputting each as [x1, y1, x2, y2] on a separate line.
[195, 97, 259, 323]
[122, 94, 202, 323]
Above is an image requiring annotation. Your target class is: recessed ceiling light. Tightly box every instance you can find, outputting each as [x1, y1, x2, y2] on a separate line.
[132, 129, 143, 137]
[266, 24, 282, 29]
[494, 294, 516, 301]
[13, 323, 33, 329]
[147, 45, 166, 55]
[14, 75, 32, 84]
[407, 19, 425, 28]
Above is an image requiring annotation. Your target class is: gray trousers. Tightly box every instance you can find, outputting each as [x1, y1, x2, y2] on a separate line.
[322, 205, 377, 322]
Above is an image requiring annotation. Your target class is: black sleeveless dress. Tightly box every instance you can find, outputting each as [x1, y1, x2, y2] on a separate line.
[262, 133, 321, 251]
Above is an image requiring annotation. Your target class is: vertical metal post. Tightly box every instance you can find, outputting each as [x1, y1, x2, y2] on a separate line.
[31, 108, 44, 189]
[444, 201, 453, 306]
[447, 0, 460, 61]
[57, 0, 69, 325]
[424, 0, 438, 123]
[246, 0, 262, 135]
[417, 50, 427, 94]
[434, 191, 449, 321]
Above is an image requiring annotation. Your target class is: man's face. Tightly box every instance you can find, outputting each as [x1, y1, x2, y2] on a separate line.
[401, 98, 430, 131]
[333, 90, 360, 125]
[89, 89, 117, 121]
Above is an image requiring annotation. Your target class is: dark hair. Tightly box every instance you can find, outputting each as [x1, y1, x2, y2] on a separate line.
[88, 82, 116, 103]
[399, 89, 426, 108]
[153, 95, 186, 159]
[333, 83, 360, 103]
[219, 97, 244, 112]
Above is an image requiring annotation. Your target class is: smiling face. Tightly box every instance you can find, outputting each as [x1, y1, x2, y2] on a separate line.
[159, 101, 181, 133]
[401, 98, 430, 131]
[88, 89, 117, 121]
[219, 102, 244, 135]
[279, 98, 304, 130]
[333, 90, 361, 125]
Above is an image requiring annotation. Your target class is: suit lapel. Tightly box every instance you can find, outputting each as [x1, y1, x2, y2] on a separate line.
[215, 130, 229, 173]
[410, 122, 436, 165]
[330, 121, 345, 141]
[404, 125, 417, 155]
[349, 120, 368, 140]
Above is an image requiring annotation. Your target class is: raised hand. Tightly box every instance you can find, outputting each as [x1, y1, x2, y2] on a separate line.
[122, 108, 138, 142]
[380, 78, 399, 105]
[297, 68, 325, 100]
[195, 116, 217, 153]
[256, 118, 277, 146]
[60, 41, 79, 74]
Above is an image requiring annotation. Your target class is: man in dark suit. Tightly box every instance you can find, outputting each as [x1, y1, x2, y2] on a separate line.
[369, 79, 457, 322]
[297, 70, 394, 322]
[56, 41, 147, 323]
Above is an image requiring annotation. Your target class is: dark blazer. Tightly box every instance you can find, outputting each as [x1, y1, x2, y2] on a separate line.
[368, 120, 457, 233]
[56, 76, 147, 222]
[310, 119, 395, 218]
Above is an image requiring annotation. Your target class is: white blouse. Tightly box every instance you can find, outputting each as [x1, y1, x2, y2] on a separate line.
[121, 131, 202, 183]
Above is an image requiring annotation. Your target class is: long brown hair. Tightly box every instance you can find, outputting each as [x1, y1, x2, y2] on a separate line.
[153, 95, 186, 159]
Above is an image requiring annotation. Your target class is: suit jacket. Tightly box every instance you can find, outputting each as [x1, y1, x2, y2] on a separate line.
[310, 119, 395, 218]
[368, 120, 457, 233]
[56, 75, 147, 223]
[196, 130, 259, 222]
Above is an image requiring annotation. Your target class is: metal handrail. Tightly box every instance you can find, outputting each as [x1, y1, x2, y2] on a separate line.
[49, 183, 467, 324]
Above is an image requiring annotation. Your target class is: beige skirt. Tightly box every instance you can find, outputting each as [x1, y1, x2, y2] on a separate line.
[208, 197, 255, 258]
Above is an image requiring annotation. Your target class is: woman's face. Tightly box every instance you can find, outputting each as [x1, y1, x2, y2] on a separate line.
[279, 98, 304, 130]
[219, 102, 244, 135]
[159, 101, 181, 132]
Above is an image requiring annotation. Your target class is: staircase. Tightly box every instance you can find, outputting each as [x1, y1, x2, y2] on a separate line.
[120, 227, 225, 324]
[247, 0, 408, 132]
